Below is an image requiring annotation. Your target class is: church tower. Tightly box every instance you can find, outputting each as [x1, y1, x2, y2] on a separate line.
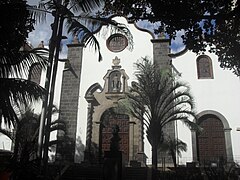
[151, 36, 175, 166]
[55, 37, 84, 162]
[84, 57, 146, 166]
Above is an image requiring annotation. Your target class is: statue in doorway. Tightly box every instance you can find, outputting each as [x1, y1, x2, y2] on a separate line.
[110, 124, 121, 152]
[112, 74, 121, 92]
[104, 124, 122, 180]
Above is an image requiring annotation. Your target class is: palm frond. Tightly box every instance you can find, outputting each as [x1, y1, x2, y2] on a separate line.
[27, 3, 50, 24]
[0, 128, 14, 140]
[66, 18, 103, 61]
[78, 16, 133, 50]
[160, 137, 187, 157]
[70, 0, 103, 12]
[0, 78, 45, 127]
[0, 48, 48, 78]
[156, 90, 195, 122]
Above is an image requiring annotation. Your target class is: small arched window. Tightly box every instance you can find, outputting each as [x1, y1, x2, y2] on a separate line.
[196, 55, 214, 79]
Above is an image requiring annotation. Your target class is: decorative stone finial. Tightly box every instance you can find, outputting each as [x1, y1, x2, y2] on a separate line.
[158, 32, 166, 39]
[72, 34, 79, 44]
[38, 41, 44, 48]
[112, 56, 120, 66]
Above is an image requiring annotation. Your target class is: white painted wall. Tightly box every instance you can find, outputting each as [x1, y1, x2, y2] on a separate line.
[77, 17, 154, 161]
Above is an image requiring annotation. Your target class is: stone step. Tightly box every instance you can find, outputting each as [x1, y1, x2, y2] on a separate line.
[59, 164, 149, 180]
[124, 167, 148, 180]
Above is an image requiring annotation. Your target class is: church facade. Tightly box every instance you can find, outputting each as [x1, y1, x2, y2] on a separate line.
[35, 16, 240, 167]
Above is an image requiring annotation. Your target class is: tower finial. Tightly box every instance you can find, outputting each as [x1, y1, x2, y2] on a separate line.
[38, 41, 44, 48]
[158, 32, 165, 39]
[72, 34, 79, 44]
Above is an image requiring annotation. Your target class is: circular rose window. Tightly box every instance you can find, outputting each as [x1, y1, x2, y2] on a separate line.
[106, 34, 128, 53]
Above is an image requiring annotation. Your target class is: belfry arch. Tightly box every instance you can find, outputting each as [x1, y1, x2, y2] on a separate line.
[192, 110, 233, 164]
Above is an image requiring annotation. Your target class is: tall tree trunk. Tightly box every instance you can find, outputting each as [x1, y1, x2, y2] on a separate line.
[38, 10, 59, 161]
[13, 130, 19, 161]
[151, 140, 158, 180]
[42, 14, 64, 177]
[171, 150, 177, 170]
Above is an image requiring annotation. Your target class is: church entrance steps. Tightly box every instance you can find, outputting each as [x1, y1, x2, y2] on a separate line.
[58, 163, 149, 180]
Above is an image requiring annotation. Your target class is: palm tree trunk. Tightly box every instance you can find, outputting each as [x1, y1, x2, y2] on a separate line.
[151, 141, 158, 180]
[41, 1, 64, 176]
[171, 150, 177, 170]
[42, 14, 64, 177]
[37, 6, 60, 160]
[13, 130, 19, 161]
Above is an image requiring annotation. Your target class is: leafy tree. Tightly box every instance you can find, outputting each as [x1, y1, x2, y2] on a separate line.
[0, 0, 48, 127]
[103, 0, 240, 76]
[159, 136, 187, 170]
[0, 0, 34, 58]
[118, 57, 199, 179]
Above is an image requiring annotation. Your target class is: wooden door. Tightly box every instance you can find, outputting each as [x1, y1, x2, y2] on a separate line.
[197, 115, 226, 164]
[101, 114, 129, 160]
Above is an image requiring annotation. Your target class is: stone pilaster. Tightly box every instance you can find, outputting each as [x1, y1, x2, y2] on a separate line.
[151, 38, 175, 166]
[224, 128, 234, 162]
[56, 42, 84, 162]
[129, 121, 136, 161]
[191, 129, 198, 162]
[151, 38, 171, 70]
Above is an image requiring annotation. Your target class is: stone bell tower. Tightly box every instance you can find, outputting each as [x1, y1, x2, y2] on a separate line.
[56, 37, 84, 162]
[152, 35, 175, 166]
[84, 57, 146, 166]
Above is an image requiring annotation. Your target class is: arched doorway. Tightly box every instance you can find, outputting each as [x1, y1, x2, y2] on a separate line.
[100, 110, 130, 161]
[192, 111, 233, 164]
[197, 114, 226, 165]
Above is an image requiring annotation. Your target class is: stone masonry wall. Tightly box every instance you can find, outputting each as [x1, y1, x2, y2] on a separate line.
[151, 39, 171, 70]
[56, 43, 84, 162]
[151, 38, 175, 166]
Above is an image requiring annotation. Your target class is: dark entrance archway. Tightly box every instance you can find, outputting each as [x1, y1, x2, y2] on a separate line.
[100, 111, 130, 161]
[197, 114, 227, 165]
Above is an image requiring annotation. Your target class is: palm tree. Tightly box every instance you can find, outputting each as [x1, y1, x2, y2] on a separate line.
[29, 0, 133, 174]
[159, 136, 187, 170]
[0, 106, 66, 179]
[118, 57, 199, 180]
[0, 0, 48, 128]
